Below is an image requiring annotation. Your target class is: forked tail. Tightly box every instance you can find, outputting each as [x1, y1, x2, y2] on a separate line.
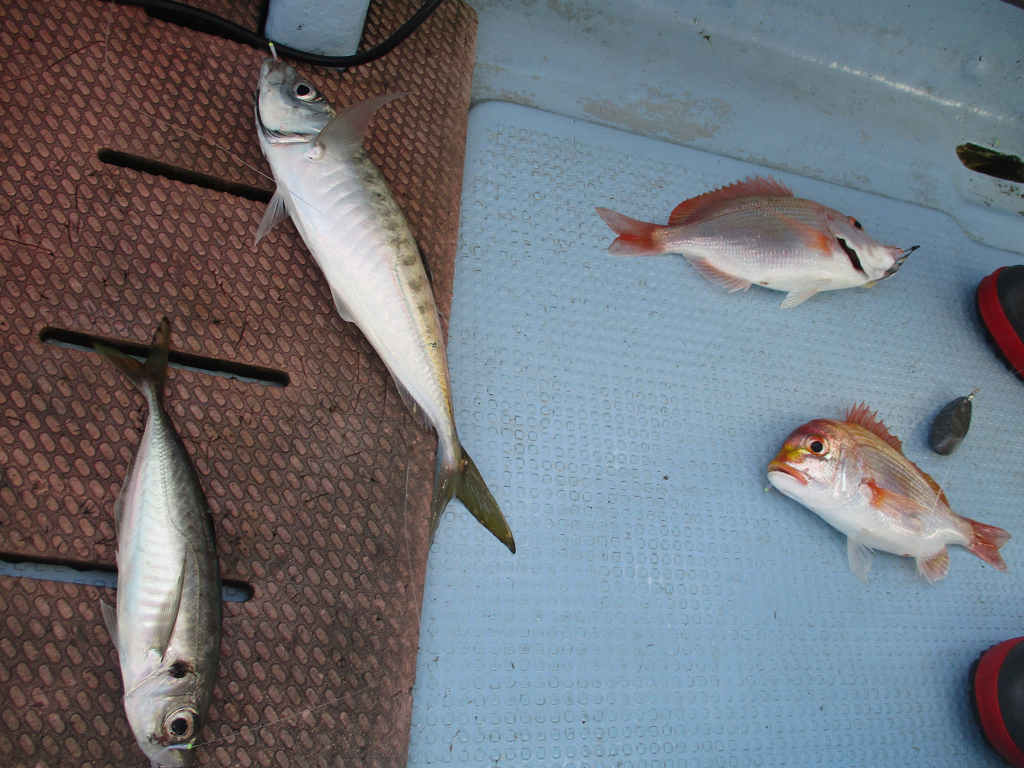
[430, 446, 515, 553]
[594, 207, 664, 256]
[967, 518, 1011, 572]
[93, 317, 172, 404]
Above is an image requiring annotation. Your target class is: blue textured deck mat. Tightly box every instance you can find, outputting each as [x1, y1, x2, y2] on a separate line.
[407, 102, 1024, 767]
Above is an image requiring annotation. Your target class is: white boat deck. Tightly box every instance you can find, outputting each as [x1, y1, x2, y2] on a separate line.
[406, 2, 1024, 757]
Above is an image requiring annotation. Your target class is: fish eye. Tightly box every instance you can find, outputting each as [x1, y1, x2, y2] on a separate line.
[164, 709, 196, 740]
[168, 659, 193, 679]
[806, 436, 828, 455]
[293, 82, 319, 102]
[848, 217, 863, 230]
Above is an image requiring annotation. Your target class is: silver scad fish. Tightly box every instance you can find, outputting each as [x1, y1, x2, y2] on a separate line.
[254, 59, 515, 552]
[96, 319, 221, 768]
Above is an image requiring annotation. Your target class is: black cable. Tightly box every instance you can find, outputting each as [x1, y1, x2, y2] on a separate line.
[104, 0, 446, 69]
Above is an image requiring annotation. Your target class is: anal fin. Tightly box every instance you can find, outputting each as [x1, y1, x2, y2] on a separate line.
[330, 288, 357, 324]
[686, 257, 751, 293]
[917, 548, 950, 583]
[390, 371, 432, 429]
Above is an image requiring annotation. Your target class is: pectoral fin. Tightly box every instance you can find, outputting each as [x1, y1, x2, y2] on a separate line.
[767, 211, 833, 255]
[315, 93, 407, 155]
[153, 557, 187, 661]
[847, 538, 874, 584]
[100, 599, 119, 651]
[255, 189, 290, 245]
[779, 285, 823, 308]
[860, 479, 928, 527]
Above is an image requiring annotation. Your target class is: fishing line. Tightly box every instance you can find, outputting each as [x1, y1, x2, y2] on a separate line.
[183, 681, 385, 755]
[99, 0, 447, 70]
[402, 456, 422, 618]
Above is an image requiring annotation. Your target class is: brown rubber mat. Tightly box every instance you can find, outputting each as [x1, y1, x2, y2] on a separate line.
[0, 0, 477, 765]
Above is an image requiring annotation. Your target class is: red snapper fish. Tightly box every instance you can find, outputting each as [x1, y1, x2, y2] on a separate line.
[767, 403, 1010, 583]
[595, 176, 910, 308]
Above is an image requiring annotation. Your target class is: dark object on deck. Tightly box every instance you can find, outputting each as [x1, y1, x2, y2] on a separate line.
[971, 637, 1024, 767]
[957, 143, 1024, 184]
[928, 392, 975, 455]
[977, 266, 1024, 383]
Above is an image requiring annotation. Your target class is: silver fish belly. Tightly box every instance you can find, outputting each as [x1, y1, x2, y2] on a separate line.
[97, 318, 221, 768]
[255, 59, 514, 552]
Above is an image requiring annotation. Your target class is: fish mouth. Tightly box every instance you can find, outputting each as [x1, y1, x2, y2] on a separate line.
[254, 61, 275, 137]
[767, 461, 808, 486]
[259, 56, 287, 83]
[880, 245, 917, 280]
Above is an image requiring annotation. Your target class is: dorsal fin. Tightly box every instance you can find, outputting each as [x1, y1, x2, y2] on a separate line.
[668, 175, 794, 226]
[845, 402, 904, 453]
[315, 93, 407, 155]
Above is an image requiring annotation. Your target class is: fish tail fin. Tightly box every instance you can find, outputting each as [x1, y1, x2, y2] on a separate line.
[429, 444, 516, 554]
[94, 317, 171, 401]
[967, 518, 1010, 572]
[594, 207, 664, 256]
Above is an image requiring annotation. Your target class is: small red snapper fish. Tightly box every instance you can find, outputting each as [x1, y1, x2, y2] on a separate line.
[595, 176, 911, 308]
[767, 403, 1010, 583]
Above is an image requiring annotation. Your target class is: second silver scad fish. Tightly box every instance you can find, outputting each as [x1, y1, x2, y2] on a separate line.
[254, 59, 515, 553]
[95, 319, 221, 768]
[596, 176, 911, 308]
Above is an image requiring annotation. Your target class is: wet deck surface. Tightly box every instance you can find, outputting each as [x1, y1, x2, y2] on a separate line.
[0, 0, 477, 765]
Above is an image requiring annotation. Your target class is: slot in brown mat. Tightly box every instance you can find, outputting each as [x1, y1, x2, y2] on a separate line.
[0, 0, 478, 765]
